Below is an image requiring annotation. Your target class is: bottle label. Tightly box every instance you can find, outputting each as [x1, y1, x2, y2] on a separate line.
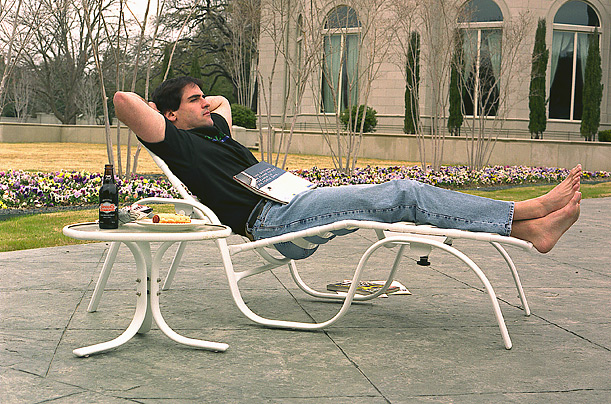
[100, 202, 117, 213]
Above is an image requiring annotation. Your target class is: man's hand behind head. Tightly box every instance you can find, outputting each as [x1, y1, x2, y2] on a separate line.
[148, 101, 160, 113]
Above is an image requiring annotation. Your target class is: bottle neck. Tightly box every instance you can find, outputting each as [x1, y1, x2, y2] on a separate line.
[103, 166, 115, 183]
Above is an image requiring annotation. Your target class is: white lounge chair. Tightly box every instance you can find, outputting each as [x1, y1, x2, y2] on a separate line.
[89, 149, 533, 350]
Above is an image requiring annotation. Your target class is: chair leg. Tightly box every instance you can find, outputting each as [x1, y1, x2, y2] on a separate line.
[491, 242, 531, 316]
[223, 235, 514, 349]
[88, 242, 121, 312]
[162, 241, 187, 290]
[218, 237, 388, 330]
[420, 238, 513, 350]
[390, 237, 514, 349]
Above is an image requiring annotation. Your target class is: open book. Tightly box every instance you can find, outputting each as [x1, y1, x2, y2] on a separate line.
[233, 161, 316, 204]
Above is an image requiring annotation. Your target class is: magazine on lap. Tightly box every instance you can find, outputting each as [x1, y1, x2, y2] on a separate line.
[233, 161, 316, 204]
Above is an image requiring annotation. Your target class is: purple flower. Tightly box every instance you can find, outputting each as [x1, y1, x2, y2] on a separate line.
[1, 166, 609, 209]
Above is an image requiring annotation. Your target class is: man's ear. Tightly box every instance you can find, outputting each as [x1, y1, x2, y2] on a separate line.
[164, 110, 177, 122]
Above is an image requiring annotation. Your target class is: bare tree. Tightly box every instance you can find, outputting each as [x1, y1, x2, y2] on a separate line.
[388, 0, 424, 166]
[131, 0, 167, 175]
[113, 0, 128, 175]
[307, 0, 396, 174]
[227, 0, 259, 108]
[255, 0, 324, 169]
[248, 0, 397, 173]
[98, 0, 155, 175]
[344, 0, 396, 172]
[124, 0, 153, 176]
[9, 66, 34, 121]
[256, 0, 292, 166]
[84, 0, 199, 173]
[417, 0, 461, 171]
[93, 0, 154, 175]
[76, 72, 100, 123]
[23, 0, 108, 124]
[162, 1, 200, 82]
[81, 0, 115, 165]
[392, 0, 529, 172]
[459, 10, 532, 170]
[129, 0, 166, 174]
[128, 0, 196, 176]
[275, 2, 326, 169]
[0, 0, 41, 114]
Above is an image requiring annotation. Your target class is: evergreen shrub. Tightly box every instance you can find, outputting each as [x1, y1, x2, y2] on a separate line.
[231, 104, 256, 129]
[598, 130, 611, 142]
[340, 105, 378, 133]
[580, 32, 603, 141]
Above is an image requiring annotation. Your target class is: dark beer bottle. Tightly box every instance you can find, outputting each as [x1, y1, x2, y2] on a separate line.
[99, 164, 119, 229]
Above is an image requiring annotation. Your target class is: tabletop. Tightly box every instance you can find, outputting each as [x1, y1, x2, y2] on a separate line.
[63, 221, 232, 243]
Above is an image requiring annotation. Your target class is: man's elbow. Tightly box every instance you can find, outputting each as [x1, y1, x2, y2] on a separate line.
[113, 92, 124, 112]
[113, 91, 127, 111]
[113, 91, 135, 124]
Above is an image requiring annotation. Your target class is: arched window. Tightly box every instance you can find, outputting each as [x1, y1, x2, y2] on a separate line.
[321, 6, 361, 113]
[549, 1, 601, 120]
[458, 0, 503, 117]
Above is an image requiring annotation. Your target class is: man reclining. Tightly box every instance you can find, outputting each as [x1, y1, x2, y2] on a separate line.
[113, 76, 581, 256]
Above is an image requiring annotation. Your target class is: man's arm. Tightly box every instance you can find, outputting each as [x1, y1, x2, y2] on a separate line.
[113, 91, 166, 143]
[205, 95, 232, 129]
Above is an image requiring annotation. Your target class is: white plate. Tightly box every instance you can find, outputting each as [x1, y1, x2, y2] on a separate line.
[134, 218, 220, 231]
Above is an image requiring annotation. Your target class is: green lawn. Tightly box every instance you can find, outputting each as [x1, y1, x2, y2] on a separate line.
[1, 209, 99, 252]
[0, 205, 175, 252]
[466, 181, 611, 201]
[2, 182, 609, 253]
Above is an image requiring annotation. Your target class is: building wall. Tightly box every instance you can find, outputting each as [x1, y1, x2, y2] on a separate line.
[258, 0, 611, 139]
[2, 121, 608, 171]
[0, 122, 137, 145]
[0, 122, 260, 149]
[260, 128, 611, 172]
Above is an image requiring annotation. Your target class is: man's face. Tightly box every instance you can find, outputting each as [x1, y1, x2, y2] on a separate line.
[165, 83, 213, 130]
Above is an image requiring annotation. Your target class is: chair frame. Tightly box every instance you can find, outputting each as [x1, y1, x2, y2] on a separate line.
[89, 149, 533, 350]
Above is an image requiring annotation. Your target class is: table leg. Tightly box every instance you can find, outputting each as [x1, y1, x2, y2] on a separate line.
[73, 242, 149, 357]
[150, 242, 229, 352]
[136, 242, 153, 334]
[87, 242, 120, 312]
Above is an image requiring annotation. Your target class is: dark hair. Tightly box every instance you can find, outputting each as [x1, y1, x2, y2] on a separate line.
[151, 76, 204, 114]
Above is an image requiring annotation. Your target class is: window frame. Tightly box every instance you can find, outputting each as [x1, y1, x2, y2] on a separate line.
[458, 15, 504, 118]
[549, 3, 602, 121]
[320, 7, 361, 114]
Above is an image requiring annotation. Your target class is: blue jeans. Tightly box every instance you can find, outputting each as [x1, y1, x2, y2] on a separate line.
[247, 180, 514, 259]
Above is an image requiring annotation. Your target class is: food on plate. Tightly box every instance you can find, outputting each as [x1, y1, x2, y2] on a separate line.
[151, 213, 191, 224]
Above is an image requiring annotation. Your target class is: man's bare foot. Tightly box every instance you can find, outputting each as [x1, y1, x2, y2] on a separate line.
[511, 191, 581, 253]
[513, 165, 581, 220]
[538, 164, 582, 212]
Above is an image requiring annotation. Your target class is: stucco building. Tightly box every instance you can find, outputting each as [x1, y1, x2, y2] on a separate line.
[257, 0, 610, 141]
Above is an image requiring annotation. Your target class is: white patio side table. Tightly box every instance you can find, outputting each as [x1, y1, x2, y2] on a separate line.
[63, 221, 232, 357]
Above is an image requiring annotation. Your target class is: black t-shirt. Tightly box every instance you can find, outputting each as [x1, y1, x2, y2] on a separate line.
[138, 113, 261, 235]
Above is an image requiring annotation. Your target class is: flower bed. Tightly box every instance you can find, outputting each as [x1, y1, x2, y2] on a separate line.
[0, 170, 179, 209]
[295, 165, 611, 188]
[1, 165, 609, 209]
